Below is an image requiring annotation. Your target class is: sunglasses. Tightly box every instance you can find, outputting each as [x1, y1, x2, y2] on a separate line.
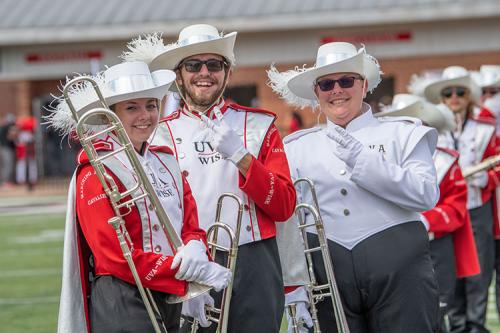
[441, 87, 467, 98]
[482, 87, 500, 95]
[178, 59, 227, 73]
[315, 76, 363, 92]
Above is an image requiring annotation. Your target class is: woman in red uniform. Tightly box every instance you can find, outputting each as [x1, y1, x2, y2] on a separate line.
[49, 61, 231, 333]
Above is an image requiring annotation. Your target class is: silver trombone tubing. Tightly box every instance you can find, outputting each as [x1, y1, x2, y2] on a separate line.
[294, 178, 350, 333]
[191, 193, 243, 333]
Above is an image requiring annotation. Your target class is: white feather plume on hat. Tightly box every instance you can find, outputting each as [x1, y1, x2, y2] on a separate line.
[45, 73, 108, 139]
[267, 65, 318, 109]
[407, 72, 441, 98]
[121, 32, 171, 65]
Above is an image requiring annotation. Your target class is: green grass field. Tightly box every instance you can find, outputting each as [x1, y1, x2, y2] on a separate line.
[1, 208, 500, 332]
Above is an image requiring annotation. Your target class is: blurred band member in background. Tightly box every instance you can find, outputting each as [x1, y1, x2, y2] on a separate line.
[377, 94, 481, 332]
[422, 66, 499, 333]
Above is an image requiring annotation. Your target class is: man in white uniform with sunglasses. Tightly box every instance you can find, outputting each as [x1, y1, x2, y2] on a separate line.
[123, 24, 297, 332]
[268, 42, 440, 332]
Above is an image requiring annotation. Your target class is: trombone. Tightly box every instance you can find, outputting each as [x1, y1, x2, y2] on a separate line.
[462, 154, 500, 178]
[63, 77, 211, 333]
[288, 178, 350, 333]
[190, 193, 243, 333]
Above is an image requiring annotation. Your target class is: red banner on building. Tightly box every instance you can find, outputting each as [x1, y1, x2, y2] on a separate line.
[25, 50, 102, 63]
[321, 32, 412, 44]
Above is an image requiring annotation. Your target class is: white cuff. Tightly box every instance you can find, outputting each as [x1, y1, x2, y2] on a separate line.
[229, 146, 249, 165]
[285, 286, 309, 305]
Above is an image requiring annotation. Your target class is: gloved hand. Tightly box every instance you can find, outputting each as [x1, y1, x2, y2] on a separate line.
[171, 239, 209, 281]
[200, 111, 248, 164]
[285, 287, 313, 333]
[193, 261, 232, 292]
[182, 293, 214, 328]
[468, 171, 489, 189]
[325, 122, 364, 169]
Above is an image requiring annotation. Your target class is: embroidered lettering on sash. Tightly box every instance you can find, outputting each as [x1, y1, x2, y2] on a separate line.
[149, 171, 175, 198]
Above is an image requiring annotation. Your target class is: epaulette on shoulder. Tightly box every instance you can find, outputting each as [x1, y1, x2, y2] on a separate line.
[376, 115, 422, 126]
[476, 107, 496, 120]
[160, 110, 181, 123]
[77, 140, 113, 165]
[149, 145, 174, 155]
[473, 113, 496, 126]
[284, 127, 322, 144]
[229, 103, 276, 118]
[437, 146, 459, 158]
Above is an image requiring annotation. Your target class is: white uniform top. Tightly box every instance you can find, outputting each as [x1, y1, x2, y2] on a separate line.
[157, 108, 260, 247]
[101, 134, 183, 256]
[437, 114, 495, 209]
[284, 105, 439, 250]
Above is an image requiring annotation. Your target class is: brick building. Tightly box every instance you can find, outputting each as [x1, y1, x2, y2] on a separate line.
[0, 0, 499, 177]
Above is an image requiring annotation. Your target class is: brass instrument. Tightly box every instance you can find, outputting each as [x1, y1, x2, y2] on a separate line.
[191, 193, 243, 333]
[292, 178, 350, 333]
[462, 154, 500, 178]
[63, 77, 211, 332]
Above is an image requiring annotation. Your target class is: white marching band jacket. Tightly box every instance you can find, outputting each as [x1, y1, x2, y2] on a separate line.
[152, 101, 305, 285]
[284, 105, 439, 250]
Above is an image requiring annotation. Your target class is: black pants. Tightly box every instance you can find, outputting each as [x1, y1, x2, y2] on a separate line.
[430, 234, 457, 333]
[495, 239, 500, 316]
[90, 275, 182, 333]
[308, 221, 439, 333]
[181, 237, 284, 333]
[449, 201, 494, 333]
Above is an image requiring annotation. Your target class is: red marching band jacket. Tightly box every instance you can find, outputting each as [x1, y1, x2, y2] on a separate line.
[424, 147, 480, 278]
[74, 141, 206, 331]
[477, 107, 500, 238]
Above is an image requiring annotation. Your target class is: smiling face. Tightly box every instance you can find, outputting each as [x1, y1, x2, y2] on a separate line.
[440, 86, 471, 115]
[314, 72, 367, 127]
[113, 98, 159, 151]
[176, 53, 229, 113]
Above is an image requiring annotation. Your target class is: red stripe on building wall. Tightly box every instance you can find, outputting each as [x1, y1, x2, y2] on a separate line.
[25, 50, 103, 63]
[321, 31, 412, 45]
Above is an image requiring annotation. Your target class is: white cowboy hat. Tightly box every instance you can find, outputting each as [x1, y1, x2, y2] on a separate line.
[476, 65, 500, 88]
[376, 94, 455, 132]
[423, 66, 481, 104]
[148, 24, 237, 71]
[267, 42, 382, 108]
[48, 61, 175, 136]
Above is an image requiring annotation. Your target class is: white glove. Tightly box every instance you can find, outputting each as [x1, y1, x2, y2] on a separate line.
[171, 240, 209, 281]
[200, 113, 248, 164]
[182, 293, 214, 328]
[468, 171, 489, 189]
[325, 122, 364, 170]
[194, 261, 232, 292]
[285, 287, 313, 333]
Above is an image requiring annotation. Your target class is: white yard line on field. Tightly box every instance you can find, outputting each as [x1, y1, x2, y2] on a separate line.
[0, 247, 62, 257]
[7, 229, 64, 244]
[0, 296, 59, 305]
[0, 268, 60, 278]
[0, 204, 67, 217]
